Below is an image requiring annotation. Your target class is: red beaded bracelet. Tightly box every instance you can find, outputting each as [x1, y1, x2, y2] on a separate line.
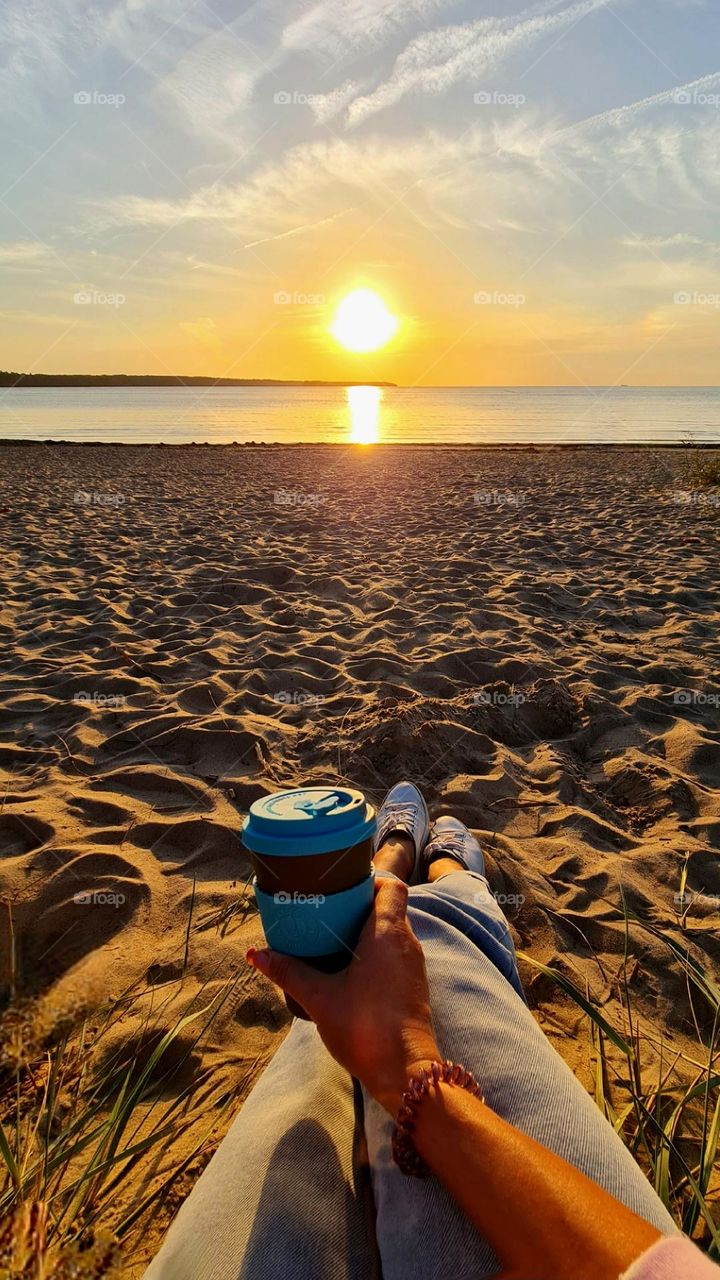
[391, 1059, 485, 1177]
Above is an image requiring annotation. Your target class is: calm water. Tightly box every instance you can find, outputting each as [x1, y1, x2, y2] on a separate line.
[1, 385, 719, 445]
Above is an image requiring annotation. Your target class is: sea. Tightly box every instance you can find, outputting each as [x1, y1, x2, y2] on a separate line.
[1, 385, 719, 445]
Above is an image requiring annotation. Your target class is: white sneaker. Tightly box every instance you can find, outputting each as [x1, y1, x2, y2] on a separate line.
[421, 816, 486, 879]
[373, 782, 430, 884]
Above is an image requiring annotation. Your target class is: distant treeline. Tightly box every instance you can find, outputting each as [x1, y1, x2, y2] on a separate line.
[0, 372, 396, 388]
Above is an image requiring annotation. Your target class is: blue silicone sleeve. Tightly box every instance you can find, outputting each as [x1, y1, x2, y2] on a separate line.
[253, 872, 375, 958]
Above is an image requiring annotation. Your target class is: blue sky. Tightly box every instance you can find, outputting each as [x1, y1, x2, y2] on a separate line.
[1, 0, 719, 383]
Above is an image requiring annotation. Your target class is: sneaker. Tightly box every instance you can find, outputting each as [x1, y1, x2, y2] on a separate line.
[373, 782, 430, 884]
[421, 816, 486, 879]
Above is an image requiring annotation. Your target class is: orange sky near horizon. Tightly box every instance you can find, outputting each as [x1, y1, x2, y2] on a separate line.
[2, 0, 719, 388]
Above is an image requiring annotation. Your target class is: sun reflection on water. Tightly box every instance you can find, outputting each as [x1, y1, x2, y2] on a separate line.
[347, 385, 382, 444]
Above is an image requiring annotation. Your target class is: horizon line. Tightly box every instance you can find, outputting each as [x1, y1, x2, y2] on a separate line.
[3, 372, 720, 391]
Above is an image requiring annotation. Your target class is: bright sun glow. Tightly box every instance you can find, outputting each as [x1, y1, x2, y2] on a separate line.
[347, 385, 382, 444]
[331, 289, 398, 353]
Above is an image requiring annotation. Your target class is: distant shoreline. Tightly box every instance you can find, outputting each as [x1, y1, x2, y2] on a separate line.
[0, 373, 397, 388]
[3, 376, 720, 391]
[1, 439, 718, 450]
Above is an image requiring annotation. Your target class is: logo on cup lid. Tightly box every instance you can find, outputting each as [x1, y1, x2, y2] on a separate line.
[242, 785, 376, 857]
[295, 791, 345, 818]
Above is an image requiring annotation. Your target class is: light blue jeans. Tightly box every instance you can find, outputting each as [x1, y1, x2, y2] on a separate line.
[145, 871, 675, 1280]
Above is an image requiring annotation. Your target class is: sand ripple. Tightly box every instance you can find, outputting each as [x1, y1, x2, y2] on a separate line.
[1, 443, 719, 1266]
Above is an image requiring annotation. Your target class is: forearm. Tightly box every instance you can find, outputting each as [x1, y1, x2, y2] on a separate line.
[410, 1082, 662, 1280]
[251, 890, 665, 1279]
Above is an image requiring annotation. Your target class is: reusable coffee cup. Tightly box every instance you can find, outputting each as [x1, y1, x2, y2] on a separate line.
[242, 786, 376, 1018]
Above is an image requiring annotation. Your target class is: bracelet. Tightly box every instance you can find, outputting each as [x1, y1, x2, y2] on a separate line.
[391, 1059, 485, 1177]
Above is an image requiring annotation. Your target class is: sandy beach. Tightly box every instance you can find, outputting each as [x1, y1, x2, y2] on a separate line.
[1, 442, 719, 1272]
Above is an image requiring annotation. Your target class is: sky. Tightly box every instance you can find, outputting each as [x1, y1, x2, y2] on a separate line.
[1, 0, 719, 386]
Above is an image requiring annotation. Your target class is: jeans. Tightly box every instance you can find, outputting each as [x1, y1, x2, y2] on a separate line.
[145, 872, 676, 1280]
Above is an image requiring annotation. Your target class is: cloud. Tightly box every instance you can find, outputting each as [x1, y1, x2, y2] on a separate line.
[550, 72, 720, 209]
[0, 0, 271, 153]
[0, 310, 63, 325]
[91, 126, 510, 237]
[0, 241, 53, 266]
[281, 0, 455, 58]
[308, 80, 365, 125]
[341, 0, 614, 125]
[154, 33, 263, 141]
[179, 315, 217, 343]
[243, 209, 352, 248]
[90, 61, 720, 279]
[0, 0, 190, 97]
[555, 70, 720, 136]
[619, 233, 713, 252]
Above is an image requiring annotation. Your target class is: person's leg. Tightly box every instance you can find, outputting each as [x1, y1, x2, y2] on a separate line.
[144, 1017, 380, 1280]
[427, 853, 526, 998]
[363, 857, 677, 1280]
[144, 814, 423, 1280]
[146, 794, 677, 1280]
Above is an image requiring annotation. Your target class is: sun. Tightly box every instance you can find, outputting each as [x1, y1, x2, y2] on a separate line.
[331, 288, 398, 353]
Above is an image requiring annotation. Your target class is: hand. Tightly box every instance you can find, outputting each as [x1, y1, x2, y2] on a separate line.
[247, 877, 440, 1113]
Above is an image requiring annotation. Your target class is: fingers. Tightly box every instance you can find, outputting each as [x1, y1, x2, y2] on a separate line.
[247, 947, 331, 1017]
[248, 878, 410, 1012]
[373, 875, 409, 925]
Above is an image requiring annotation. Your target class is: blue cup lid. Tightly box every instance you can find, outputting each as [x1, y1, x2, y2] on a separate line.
[242, 786, 375, 857]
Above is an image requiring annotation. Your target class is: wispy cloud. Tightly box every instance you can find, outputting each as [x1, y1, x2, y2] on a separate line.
[243, 209, 352, 248]
[308, 80, 366, 126]
[619, 233, 716, 252]
[4, 0, 719, 389]
[341, 0, 615, 125]
[281, 0, 455, 58]
[555, 70, 720, 136]
[94, 63, 720, 252]
[154, 32, 264, 142]
[179, 315, 218, 343]
[0, 0, 271, 153]
[0, 241, 53, 266]
[90, 126, 508, 237]
[550, 72, 720, 209]
[0, 0, 195, 100]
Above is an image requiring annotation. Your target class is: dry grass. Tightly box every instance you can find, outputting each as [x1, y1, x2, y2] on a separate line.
[521, 893, 720, 1256]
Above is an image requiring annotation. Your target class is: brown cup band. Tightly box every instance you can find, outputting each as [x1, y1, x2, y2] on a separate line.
[251, 836, 373, 896]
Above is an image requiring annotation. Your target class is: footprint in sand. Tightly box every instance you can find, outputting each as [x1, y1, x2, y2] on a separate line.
[0, 813, 54, 858]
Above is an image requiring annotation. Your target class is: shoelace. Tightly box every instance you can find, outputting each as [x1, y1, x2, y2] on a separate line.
[427, 832, 467, 861]
[378, 803, 418, 839]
